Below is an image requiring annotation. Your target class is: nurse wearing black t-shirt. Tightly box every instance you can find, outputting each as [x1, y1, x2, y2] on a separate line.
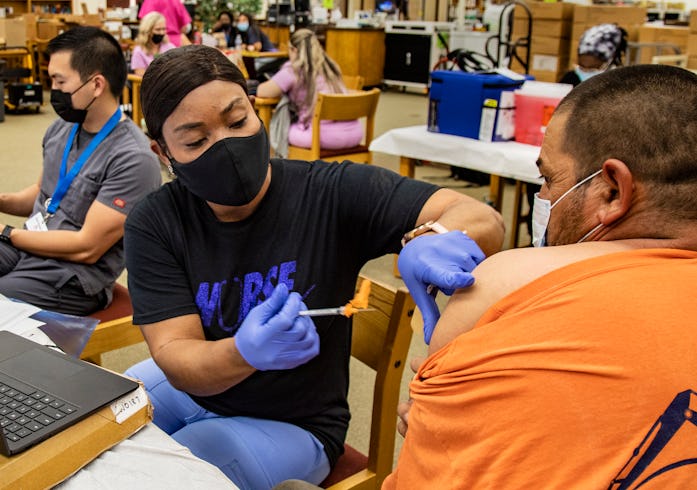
[123, 45, 504, 490]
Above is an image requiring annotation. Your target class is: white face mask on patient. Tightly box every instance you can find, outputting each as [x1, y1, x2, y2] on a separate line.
[531, 169, 603, 247]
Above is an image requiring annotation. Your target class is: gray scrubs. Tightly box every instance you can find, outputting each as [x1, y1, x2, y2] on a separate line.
[0, 117, 160, 315]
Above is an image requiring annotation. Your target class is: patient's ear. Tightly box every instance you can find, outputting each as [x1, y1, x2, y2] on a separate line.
[597, 159, 633, 225]
[150, 140, 170, 166]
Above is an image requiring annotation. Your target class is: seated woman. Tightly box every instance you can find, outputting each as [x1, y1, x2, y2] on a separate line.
[559, 23, 627, 87]
[257, 29, 363, 153]
[237, 12, 285, 81]
[236, 12, 276, 52]
[131, 12, 176, 76]
[211, 10, 236, 48]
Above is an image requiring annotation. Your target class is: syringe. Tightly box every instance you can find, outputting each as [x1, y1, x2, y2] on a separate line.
[298, 280, 373, 317]
[298, 306, 375, 318]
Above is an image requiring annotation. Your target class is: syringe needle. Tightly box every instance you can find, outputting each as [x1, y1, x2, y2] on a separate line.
[298, 307, 345, 317]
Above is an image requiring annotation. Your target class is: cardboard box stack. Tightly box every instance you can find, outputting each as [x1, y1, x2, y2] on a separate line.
[570, 4, 647, 66]
[636, 24, 690, 63]
[57, 13, 103, 27]
[407, 0, 449, 22]
[0, 14, 40, 47]
[1, 13, 102, 47]
[0, 16, 28, 47]
[23, 13, 37, 42]
[510, 2, 575, 83]
[689, 10, 697, 69]
[34, 13, 104, 41]
[36, 17, 67, 39]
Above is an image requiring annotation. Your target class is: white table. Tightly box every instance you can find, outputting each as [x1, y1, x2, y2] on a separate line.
[369, 125, 543, 248]
[58, 424, 238, 489]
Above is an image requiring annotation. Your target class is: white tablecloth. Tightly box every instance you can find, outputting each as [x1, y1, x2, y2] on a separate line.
[57, 424, 238, 489]
[369, 125, 543, 185]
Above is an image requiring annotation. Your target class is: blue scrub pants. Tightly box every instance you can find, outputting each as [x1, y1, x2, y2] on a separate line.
[125, 359, 330, 490]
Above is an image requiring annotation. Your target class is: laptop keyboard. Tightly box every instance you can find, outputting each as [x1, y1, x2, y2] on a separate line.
[0, 375, 77, 445]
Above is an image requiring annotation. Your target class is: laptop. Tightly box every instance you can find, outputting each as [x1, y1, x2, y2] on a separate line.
[0, 330, 139, 456]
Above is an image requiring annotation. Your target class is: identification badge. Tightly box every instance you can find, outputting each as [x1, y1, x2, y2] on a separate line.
[25, 212, 48, 232]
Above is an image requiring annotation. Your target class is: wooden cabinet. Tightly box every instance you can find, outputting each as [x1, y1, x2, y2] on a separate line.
[259, 24, 290, 50]
[325, 27, 385, 87]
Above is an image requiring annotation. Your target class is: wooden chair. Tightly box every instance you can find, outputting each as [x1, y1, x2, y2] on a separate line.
[287, 88, 381, 164]
[121, 80, 131, 117]
[81, 275, 413, 488]
[31, 38, 51, 91]
[126, 74, 144, 130]
[342, 75, 365, 91]
[80, 283, 144, 365]
[320, 274, 415, 490]
[255, 95, 281, 130]
[509, 180, 533, 249]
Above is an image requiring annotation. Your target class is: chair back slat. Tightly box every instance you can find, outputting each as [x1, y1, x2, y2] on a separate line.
[315, 88, 380, 123]
[331, 274, 414, 489]
[287, 88, 380, 162]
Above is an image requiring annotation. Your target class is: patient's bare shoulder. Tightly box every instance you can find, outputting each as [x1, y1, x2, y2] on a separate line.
[428, 241, 637, 353]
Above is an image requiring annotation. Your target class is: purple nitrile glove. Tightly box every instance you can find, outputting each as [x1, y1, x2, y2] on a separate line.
[398, 230, 486, 344]
[235, 283, 320, 370]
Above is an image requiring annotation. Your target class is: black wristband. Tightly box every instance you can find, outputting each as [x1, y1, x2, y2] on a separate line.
[0, 225, 14, 245]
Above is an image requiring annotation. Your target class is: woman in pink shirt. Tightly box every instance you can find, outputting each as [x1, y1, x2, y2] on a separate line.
[131, 12, 176, 76]
[257, 29, 363, 151]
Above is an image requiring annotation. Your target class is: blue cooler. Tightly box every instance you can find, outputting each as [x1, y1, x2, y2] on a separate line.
[428, 70, 527, 142]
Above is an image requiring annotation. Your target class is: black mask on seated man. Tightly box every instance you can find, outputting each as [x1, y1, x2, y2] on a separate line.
[50, 76, 97, 124]
[168, 123, 270, 206]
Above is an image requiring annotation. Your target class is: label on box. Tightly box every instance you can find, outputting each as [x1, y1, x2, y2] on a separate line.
[532, 54, 559, 72]
[495, 91, 516, 141]
[111, 385, 148, 423]
[479, 92, 517, 142]
[479, 98, 498, 142]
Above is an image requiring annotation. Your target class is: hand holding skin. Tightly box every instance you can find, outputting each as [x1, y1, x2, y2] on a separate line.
[398, 231, 486, 344]
[397, 399, 412, 438]
[397, 356, 425, 437]
[235, 284, 320, 370]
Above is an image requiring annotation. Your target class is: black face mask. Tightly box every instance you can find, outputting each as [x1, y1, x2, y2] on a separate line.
[169, 123, 270, 206]
[152, 34, 165, 44]
[50, 76, 96, 124]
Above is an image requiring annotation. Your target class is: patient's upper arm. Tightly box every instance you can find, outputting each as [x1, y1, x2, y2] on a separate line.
[428, 248, 551, 354]
[427, 242, 632, 354]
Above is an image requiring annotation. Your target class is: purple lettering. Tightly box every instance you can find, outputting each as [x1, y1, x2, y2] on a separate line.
[195, 281, 225, 328]
[239, 271, 264, 321]
[278, 261, 296, 291]
[262, 265, 278, 299]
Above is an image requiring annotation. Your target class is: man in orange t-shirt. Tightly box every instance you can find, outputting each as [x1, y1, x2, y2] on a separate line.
[387, 65, 697, 489]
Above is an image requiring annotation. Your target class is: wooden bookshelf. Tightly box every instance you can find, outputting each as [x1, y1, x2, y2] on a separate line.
[1, 0, 73, 15]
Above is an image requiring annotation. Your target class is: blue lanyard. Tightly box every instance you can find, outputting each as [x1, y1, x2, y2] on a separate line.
[46, 108, 122, 216]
